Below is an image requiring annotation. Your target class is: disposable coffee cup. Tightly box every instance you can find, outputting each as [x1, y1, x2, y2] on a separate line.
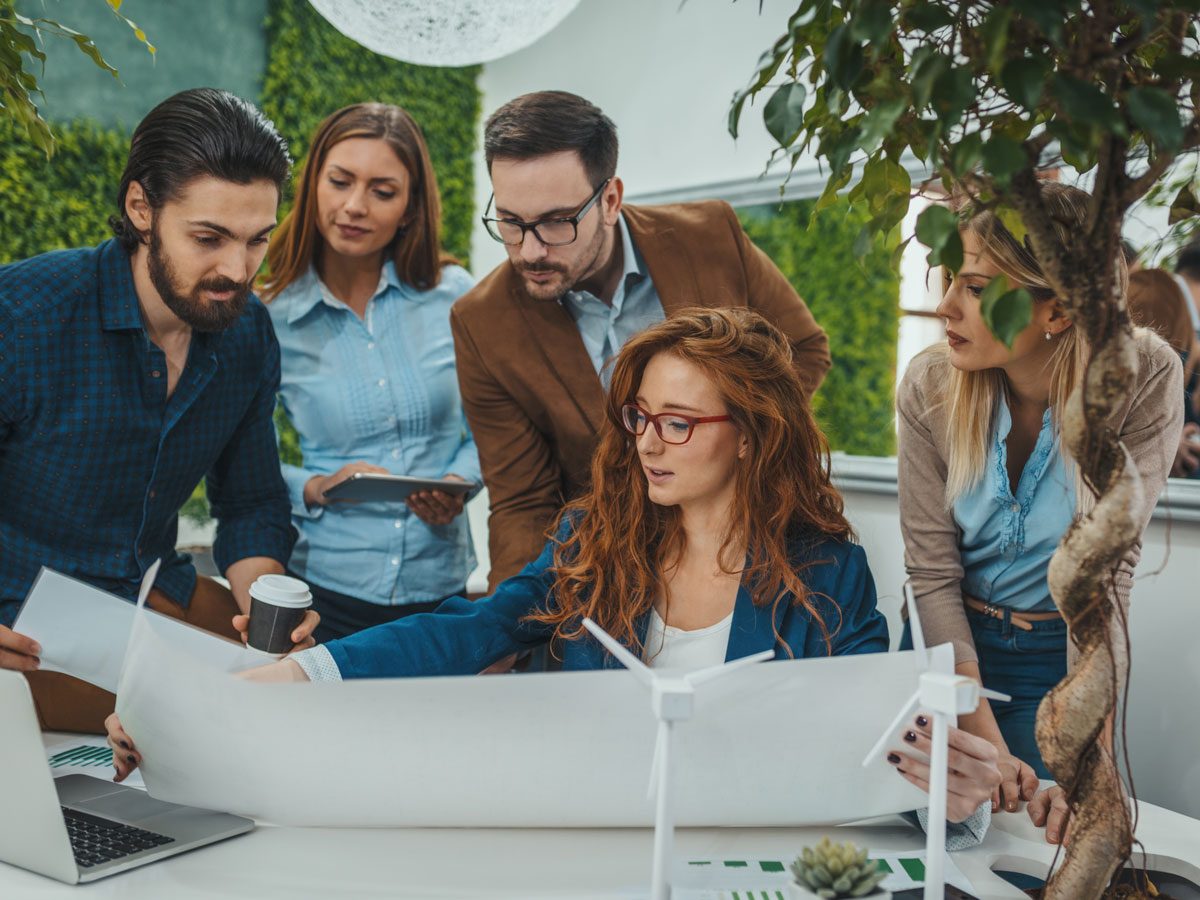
[247, 575, 312, 655]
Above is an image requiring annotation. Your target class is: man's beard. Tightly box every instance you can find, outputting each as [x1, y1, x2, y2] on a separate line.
[147, 226, 251, 333]
[513, 222, 608, 303]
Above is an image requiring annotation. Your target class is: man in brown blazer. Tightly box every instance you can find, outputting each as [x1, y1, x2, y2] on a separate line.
[452, 91, 831, 588]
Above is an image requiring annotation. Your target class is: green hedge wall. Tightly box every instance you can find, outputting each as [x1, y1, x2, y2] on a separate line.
[738, 199, 899, 457]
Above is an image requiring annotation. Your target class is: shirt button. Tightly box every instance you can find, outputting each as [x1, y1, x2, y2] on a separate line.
[391, 557, 400, 566]
[394, 520, 402, 528]
[391, 448, 400, 459]
[1011, 503, 1020, 512]
[149, 490, 156, 499]
[151, 370, 161, 378]
[377, 378, 387, 388]
[367, 342, 376, 350]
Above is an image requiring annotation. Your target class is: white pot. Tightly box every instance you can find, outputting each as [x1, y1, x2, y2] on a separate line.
[789, 882, 892, 900]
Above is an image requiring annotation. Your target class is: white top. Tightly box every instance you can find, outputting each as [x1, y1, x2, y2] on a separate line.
[642, 607, 734, 670]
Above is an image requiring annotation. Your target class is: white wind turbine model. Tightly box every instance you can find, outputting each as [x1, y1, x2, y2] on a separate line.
[862, 584, 1010, 900]
[581, 617, 774, 900]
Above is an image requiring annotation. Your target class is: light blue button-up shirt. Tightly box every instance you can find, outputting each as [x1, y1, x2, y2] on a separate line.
[559, 214, 665, 387]
[268, 262, 480, 605]
[953, 398, 1076, 612]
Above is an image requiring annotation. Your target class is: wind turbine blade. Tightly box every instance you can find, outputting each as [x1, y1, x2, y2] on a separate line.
[980, 687, 1012, 703]
[685, 648, 774, 687]
[582, 617, 655, 688]
[904, 581, 927, 660]
[862, 690, 920, 767]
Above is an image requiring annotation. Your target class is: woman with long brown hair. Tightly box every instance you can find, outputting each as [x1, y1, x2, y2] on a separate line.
[257, 103, 480, 643]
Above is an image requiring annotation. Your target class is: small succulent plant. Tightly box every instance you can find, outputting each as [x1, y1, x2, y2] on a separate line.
[790, 837, 888, 898]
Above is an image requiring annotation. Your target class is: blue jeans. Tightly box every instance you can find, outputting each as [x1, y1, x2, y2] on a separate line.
[901, 609, 1067, 779]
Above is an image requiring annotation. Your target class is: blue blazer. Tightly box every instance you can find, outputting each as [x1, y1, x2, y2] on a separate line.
[324, 525, 889, 679]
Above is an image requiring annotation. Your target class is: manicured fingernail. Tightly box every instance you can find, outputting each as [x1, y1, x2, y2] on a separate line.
[915, 715, 928, 727]
[1008, 801, 1017, 811]
[126, 754, 135, 763]
[1048, 831, 1058, 841]
[904, 730, 917, 743]
[887, 753, 901, 765]
[119, 740, 129, 750]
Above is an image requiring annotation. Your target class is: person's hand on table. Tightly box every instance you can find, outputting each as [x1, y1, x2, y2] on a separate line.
[237, 659, 310, 683]
[231, 609, 320, 653]
[105, 714, 142, 783]
[887, 716, 1002, 822]
[406, 473, 468, 526]
[1171, 422, 1200, 477]
[303, 461, 391, 508]
[0, 625, 40, 671]
[1028, 783, 1072, 844]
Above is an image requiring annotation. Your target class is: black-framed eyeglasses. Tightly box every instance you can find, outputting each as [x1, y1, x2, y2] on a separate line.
[482, 178, 611, 247]
[620, 403, 733, 446]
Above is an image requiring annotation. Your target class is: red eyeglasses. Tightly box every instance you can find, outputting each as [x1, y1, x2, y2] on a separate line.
[620, 403, 732, 445]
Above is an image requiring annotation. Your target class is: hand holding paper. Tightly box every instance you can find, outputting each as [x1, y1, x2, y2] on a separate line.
[0, 624, 41, 672]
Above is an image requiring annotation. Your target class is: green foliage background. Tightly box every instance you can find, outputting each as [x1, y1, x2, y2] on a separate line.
[739, 198, 898, 456]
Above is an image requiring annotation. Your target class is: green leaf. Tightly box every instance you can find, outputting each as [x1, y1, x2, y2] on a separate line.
[979, 6, 1013, 74]
[853, 224, 873, 258]
[1168, 183, 1199, 226]
[763, 82, 807, 147]
[824, 24, 865, 90]
[949, 132, 982, 175]
[1001, 57, 1050, 110]
[910, 49, 950, 110]
[931, 65, 975, 126]
[821, 125, 862, 178]
[849, 0, 893, 45]
[996, 205, 1028, 244]
[982, 135, 1028, 185]
[857, 97, 906, 154]
[904, 6, 954, 31]
[1051, 74, 1123, 134]
[812, 165, 853, 217]
[982, 282, 1034, 348]
[729, 90, 749, 139]
[915, 204, 963, 273]
[1010, 0, 1064, 43]
[1127, 86, 1184, 152]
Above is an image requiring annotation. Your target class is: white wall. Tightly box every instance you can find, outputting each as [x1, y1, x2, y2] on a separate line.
[471, 0, 803, 276]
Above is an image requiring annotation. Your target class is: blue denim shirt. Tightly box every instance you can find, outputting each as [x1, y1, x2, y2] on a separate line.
[954, 398, 1076, 612]
[268, 262, 480, 605]
[0, 240, 294, 625]
[559, 214, 665, 387]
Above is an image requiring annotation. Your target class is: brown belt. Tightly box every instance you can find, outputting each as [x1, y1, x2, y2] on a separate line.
[964, 596, 1062, 632]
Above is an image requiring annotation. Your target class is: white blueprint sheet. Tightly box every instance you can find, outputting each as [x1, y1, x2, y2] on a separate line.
[115, 604, 952, 828]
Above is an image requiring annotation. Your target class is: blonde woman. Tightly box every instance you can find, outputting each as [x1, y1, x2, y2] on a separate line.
[897, 182, 1183, 840]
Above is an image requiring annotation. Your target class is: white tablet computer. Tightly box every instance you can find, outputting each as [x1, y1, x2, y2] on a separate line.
[321, 473, 476, 503]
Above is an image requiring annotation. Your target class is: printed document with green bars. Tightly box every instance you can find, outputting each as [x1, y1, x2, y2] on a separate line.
[673, 852, 975, 898]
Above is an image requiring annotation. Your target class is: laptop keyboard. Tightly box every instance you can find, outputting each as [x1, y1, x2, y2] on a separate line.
[61, 806, 174, 868]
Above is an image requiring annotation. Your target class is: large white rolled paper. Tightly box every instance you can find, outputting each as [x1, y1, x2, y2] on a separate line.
[116, 605, 952, 828]
[307, 0, 584, 67]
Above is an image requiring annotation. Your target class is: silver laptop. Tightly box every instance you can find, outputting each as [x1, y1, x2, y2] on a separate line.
[0, 670, 253, 884]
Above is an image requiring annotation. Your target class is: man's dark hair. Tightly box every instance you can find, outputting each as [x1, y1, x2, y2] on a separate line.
[484, 91, 618, 188]
[1176, 241, 1200, 281]
[110, 88, 292, 252]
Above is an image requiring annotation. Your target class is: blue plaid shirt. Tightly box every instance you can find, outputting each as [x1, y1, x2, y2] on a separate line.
[0, 239, 295, 626]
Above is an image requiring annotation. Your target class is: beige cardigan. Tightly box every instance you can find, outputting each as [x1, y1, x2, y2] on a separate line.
[896, 328, 1184, 667]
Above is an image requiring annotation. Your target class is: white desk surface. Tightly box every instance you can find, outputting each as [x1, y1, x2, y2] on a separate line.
[4, 735, 1197, 900]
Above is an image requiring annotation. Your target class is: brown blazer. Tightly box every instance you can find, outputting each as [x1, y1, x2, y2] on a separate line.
[450, 200, 832, 588]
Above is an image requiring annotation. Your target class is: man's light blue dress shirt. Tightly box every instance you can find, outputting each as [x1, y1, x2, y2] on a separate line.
[953, 398, 1076, 612]
[268, 262, 480, 605]
[559, 214, 666, 387]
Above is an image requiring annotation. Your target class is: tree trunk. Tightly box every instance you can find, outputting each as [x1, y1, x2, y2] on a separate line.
[1037, 307, 1138, 898]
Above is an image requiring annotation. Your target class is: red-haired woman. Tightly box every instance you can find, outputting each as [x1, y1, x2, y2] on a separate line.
[110, 309, 1001, 825]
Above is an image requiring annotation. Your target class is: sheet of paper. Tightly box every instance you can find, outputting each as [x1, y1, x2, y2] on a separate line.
[675, 853, 975, 897]
[116, 603, 954, 828]
[12, 564, 274, 692]
[47, 737, 145, 790]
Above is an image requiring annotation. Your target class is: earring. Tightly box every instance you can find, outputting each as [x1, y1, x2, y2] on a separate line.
[1044, 331, 1052, 341]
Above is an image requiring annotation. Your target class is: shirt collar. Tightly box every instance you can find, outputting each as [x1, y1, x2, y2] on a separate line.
[286, 261, 393, 324]
[560, 213, 646, 310]
[98, 239, 145, 332]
